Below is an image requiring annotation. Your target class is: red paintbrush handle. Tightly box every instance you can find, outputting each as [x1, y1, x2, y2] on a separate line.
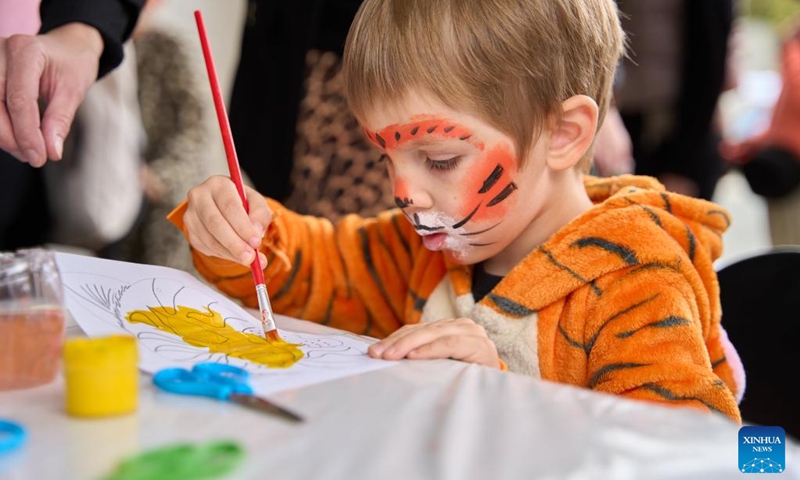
[194, 11, 265, 286]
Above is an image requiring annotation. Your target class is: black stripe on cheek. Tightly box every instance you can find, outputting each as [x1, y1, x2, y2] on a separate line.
[427, 125, 438, 134]
[444, 126, 455, 133]
[486, 182, 518, 207]
[376, 133, 386, 148]
[479, 165, 504, 194]
[394, 131, 401, 141]
[411, 126, 419, 135]
[452, 204, 481, 229]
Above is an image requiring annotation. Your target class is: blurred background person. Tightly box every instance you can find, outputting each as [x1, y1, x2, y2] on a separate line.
[229, 0, 396, 221]
[592, 104, 635, 177]
[720, 0, 800, 246]
[614, 0, 735, 200]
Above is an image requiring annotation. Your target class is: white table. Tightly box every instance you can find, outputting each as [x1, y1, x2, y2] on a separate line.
[2, 314, 799, 480]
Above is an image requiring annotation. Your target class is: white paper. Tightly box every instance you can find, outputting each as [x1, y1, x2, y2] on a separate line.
[55, 252, 395, 396]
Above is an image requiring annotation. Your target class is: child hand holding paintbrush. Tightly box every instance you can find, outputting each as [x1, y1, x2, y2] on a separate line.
[191, 10, 281, 342]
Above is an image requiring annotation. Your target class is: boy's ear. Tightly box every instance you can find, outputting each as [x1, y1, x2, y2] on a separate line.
[545, 95, 599, 171]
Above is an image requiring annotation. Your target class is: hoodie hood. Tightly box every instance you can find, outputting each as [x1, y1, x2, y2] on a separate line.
[477, 175, 731, 312]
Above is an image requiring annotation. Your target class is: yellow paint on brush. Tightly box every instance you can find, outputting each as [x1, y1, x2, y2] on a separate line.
[126, 305, 303, 368]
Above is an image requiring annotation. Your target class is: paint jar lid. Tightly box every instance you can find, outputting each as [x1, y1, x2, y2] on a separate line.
[0, 248, 63, 307]
[64, 335, 138, 367]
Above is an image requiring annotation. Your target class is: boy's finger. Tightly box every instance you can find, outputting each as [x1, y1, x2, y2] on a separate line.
[190, 191, 254, 265]
[185, 210, 240, 263]
[198, 207, 256, 265]
[368, 324, 422, 356]
[245, 187, 272, 236]
[214, 183, 262, 249]
[406, 335, 484, 362]
[377, 324, 469, 360]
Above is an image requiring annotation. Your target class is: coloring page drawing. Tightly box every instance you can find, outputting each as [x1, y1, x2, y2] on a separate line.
[56, 253, 394, 396]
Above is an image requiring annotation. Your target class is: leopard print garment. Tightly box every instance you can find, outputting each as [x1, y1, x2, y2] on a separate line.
[285, 50, 395, 221]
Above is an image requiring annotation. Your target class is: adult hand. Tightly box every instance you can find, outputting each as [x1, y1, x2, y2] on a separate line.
[368, 317, 501, 369]
[184, 175, 272, 267]
[0, 23, 103, 167]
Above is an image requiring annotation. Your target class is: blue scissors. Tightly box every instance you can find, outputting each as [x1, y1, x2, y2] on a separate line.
[153, 363, 303, 423]
[0, 419, 26, 454]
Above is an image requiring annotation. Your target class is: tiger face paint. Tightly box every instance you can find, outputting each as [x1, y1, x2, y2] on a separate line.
[361, 92, 558, 270]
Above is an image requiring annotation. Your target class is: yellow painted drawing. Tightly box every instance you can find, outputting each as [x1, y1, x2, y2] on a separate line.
[126, 305, 303, 368]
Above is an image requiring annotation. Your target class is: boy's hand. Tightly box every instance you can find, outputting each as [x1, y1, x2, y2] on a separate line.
[368, 317, 501, 369]
[183, 175, 272, 267]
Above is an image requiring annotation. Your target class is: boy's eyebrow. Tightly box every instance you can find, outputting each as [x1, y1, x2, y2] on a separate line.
[392, 135, 472, 152]
[364, 120, 483, 151]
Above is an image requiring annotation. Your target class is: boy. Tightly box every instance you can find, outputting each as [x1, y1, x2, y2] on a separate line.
[169, 0, 744, 422]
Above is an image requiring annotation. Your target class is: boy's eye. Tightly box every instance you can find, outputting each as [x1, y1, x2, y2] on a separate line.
[424, 156, 461, 171]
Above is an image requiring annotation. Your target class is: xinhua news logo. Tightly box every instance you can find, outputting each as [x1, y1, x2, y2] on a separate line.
[739, 426, 786, 473]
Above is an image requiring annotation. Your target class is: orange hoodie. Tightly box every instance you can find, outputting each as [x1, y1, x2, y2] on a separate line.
[168, 175, 743, 423]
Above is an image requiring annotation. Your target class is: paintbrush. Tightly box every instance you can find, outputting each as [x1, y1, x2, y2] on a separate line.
[194, 10, 281, 342]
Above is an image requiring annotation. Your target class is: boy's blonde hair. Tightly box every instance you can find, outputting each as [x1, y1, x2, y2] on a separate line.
[343, 0, 625, 170]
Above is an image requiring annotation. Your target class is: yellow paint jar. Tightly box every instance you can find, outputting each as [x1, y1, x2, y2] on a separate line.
[63, 335, 138, 418]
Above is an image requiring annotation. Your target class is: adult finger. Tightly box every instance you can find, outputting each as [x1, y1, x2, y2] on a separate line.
[40, 84, 83, 161]
[0, 38, 22, 158]
[5, 34, 47, 167]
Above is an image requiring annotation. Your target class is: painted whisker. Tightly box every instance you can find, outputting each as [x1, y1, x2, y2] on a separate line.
[460, 221, 502, 236]
[414, 224, 446, 232]
[452, 204, 481, 229]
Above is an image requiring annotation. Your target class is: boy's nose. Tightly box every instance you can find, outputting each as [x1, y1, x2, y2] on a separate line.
[391, 167, 434, 212]
[393, 185, 434, 213]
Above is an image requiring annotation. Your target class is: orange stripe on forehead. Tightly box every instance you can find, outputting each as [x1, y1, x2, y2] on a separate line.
[366, 117, 482, 151]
